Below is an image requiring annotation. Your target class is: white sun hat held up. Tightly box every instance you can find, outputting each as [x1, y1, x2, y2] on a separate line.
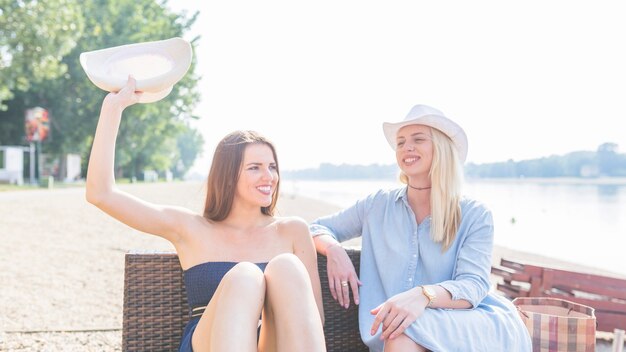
[79, 37, 193, 103]
[382, 104, 469, 163]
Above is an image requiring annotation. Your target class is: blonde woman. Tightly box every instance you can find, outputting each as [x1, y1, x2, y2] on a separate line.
[86, 77, 325, 352]
[310, 105, 531, 351]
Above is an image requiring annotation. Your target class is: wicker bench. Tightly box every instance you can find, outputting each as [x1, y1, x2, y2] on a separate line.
[122, 248, 368, 352]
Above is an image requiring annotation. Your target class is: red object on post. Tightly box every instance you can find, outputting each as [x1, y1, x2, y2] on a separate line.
[25, 107, 50, 142]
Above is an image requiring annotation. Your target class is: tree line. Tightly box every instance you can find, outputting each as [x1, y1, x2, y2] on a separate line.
[283, 143, 626, 179]
[0, 0, 204, 180]
[465, 143, 626, 178]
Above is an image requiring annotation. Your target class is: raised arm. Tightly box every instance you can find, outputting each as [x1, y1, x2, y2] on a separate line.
[85, 77, 193, 243]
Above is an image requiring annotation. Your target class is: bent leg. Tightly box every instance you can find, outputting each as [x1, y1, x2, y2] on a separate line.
[259, 253, 326, 352]
[385, 334, 427, 352]
[192, 262, 265, 352]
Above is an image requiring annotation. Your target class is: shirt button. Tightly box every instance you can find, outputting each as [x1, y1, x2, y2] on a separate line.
[408, 278, 413, 281]
[413, 254, 417, 258]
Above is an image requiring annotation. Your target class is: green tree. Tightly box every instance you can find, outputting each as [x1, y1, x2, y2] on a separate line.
[0, 0, 83, 110]
[597, 142, 619, 176]
[1, 0, 203, 179]
[174, 125, 204, 179]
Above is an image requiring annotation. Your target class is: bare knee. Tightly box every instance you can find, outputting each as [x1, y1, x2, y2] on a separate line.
[384, 334, 426, 352]
[221, 262, 266, 295]
[264, 253, 308, 283]
[192, 263, 265, 352]
[227, 261, 265, 279]
[265, 253, 306, 275]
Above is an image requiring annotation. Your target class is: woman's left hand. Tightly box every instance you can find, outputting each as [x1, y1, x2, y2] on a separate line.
[369, 287, 428, 340]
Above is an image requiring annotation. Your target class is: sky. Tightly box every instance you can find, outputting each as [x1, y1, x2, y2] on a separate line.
[165, 1, 626, 174]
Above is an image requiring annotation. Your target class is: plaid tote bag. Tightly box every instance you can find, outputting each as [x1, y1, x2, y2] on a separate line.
[513, 297, 596, 352]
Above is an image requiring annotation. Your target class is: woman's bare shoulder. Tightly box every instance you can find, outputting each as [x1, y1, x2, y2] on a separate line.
[174, 209, 217, 240]
[273, 215, 307, 227]
[273, 216, 309, 238]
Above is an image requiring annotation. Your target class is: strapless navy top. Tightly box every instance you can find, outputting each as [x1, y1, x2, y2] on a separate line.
[183, 261, 268, 310]
[178, 261, 268, 352]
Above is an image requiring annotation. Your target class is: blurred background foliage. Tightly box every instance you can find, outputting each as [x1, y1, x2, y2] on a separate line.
[0, 0, 204, 180]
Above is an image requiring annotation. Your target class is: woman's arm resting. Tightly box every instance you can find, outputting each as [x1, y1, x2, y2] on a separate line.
[312, 234, 361, 309]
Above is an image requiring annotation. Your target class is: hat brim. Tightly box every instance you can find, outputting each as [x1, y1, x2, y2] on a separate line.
[79, 37, 192, 103]
[382, 114, 468, 163]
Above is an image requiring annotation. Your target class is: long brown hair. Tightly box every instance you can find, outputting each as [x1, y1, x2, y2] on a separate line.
[203, 130, 280, 221]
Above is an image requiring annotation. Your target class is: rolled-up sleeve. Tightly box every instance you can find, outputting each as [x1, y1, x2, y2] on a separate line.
[309, 192, 376, 243]
[438, 206, 494, 308]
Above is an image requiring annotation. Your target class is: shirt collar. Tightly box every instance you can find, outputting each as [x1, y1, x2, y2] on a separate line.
[395, 185, 409, 203]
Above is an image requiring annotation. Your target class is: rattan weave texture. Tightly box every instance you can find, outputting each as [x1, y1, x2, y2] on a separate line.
[122, 249, 367, 352]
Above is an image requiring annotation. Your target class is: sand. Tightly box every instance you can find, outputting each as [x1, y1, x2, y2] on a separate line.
[0, 181, 620, 351]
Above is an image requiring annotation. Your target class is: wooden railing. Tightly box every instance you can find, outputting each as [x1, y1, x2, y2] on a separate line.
[492, 258, 626, 333]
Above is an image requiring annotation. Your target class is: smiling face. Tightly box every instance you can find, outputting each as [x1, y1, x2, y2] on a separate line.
[235, 143, 279, 208]
[395, 124, 433, 178]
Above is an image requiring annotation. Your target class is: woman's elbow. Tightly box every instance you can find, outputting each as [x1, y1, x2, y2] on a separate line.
[85, 188, 103, 206]
[469, 281, 491, 307]
[85, 183, 110, 207]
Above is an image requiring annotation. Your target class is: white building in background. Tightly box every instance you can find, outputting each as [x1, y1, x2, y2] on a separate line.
[0, 146, 26, 185]
[65, 154, 82, 182]
[0, 146, 83, 185]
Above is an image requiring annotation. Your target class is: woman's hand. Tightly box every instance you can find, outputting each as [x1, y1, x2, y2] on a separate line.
[326, 243, 362, 309]
[103, 76, 142, 110]
[370, 287, 428, 340]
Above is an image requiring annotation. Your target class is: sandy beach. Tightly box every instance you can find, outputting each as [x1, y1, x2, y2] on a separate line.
[0, 181, 621, 351]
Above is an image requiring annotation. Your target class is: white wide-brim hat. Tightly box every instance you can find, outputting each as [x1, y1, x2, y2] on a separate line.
[79, 37, 192, 103]
[382, 104, 468, 163]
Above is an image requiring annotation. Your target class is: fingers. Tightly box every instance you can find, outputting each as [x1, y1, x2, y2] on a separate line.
[337, 275, 359, 308]
[115, 75, 142, 106]
[326, 253, 360, 309]
[334, 278, 345, 307]
[329, 279, 350, 309]
[370, 303, 386, 335]
[373, 310, 410, 341]
[328, 274, 337, 301]
[380, 314, 404, 340]
[340, 279, 350, 309]
[102, 75, 144, 110]
[389, 319, 413, 340]
[371, 303, 414, 340]
[117, 75, 137, 94]
[126, 75, 137, 90]
[124, 75, 142, 97]
[327, 272, 345, 307]
[350, 276, 361, 305]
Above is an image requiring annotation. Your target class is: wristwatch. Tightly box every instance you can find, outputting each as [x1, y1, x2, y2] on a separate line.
[421, 285, 437, 307]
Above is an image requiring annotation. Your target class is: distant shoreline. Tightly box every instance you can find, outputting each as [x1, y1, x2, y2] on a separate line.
[283, 176, 626, 185]
[466, 176, 626, 185]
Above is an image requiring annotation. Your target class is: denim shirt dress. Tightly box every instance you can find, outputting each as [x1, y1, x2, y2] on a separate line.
[311, 187, 531, 352]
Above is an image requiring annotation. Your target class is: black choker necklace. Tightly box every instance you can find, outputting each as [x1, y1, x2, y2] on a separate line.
[408, 184, 431, 191]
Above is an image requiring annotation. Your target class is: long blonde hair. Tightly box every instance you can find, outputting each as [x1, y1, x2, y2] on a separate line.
[400, 127, 463, 250]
